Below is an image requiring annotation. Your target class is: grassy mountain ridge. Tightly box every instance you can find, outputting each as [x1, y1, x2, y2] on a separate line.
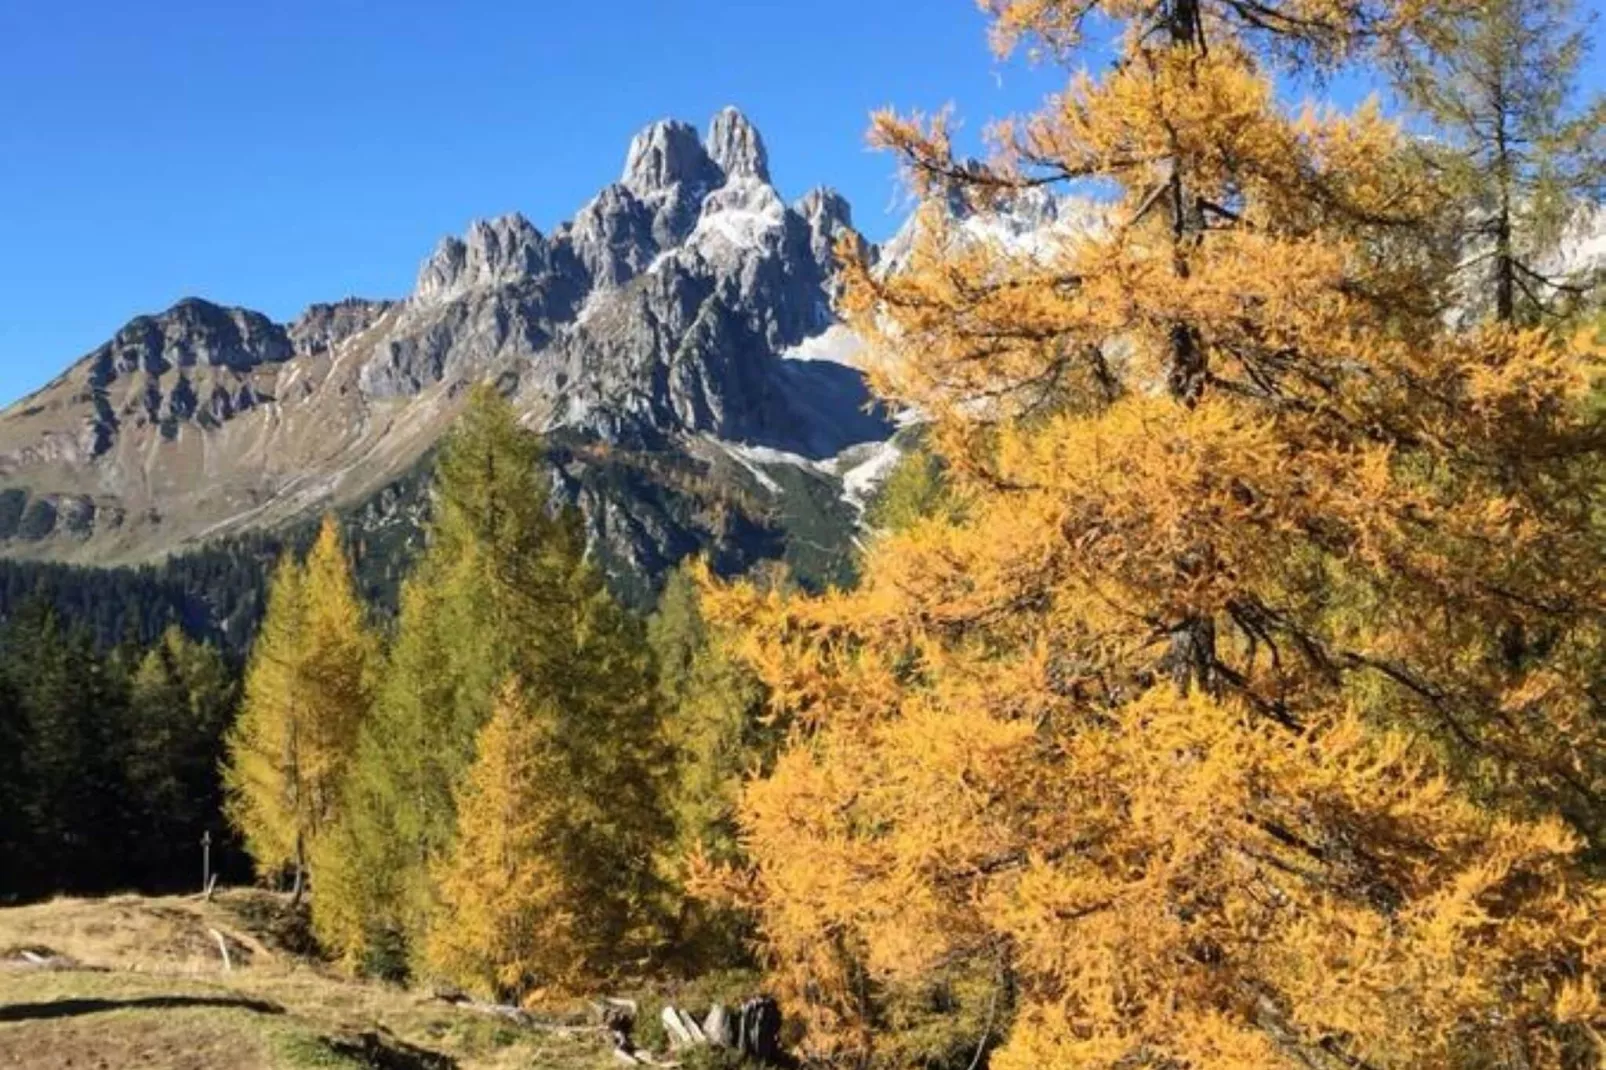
[0, 427, 869, 652]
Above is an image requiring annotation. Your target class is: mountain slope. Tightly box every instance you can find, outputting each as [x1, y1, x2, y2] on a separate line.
[0, 108, 889, 590]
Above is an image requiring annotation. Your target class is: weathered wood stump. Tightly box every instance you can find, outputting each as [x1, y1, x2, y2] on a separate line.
[657, 995, 783, 1064]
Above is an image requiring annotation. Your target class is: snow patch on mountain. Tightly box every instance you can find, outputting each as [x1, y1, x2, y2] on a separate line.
[878, 187, 1110, 275]
[782, 325, 864, 366]
[689, 179, 788, 256]
[837, 438, 904, 514]
[713, 438, 845, 496]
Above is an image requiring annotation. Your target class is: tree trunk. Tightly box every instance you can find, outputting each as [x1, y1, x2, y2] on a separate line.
[1163, 0, 1208, 406]
[1165, 616, 1218, 696]
[1493, 70, 1516, 323]
[1167, 0, 1201, 46]
[1495, 210, 1515, 323]
[289, 831, 306, 908]
[1159, 0, 1220, 685]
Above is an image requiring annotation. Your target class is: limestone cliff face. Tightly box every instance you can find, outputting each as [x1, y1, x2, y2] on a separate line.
[357, 105, 874, 456]
[0, 109, 889, 588]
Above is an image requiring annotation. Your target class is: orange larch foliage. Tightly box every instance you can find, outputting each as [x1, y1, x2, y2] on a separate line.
[697, 1, 1606, 1066]
[425, 678, 581, 1000]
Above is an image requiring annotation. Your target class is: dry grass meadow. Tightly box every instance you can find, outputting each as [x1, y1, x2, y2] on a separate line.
[0, 891, 627, 1070]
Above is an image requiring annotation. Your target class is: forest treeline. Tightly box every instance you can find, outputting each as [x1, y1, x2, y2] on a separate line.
[0, 459, 433, 656]
[7, 0, 1606, 1067]
[0, 543, 276, 654]
[0, 611, 239, 899]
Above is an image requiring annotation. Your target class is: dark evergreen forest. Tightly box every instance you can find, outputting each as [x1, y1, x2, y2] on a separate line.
[0, 468, 429, 901]
[0, 605, 244, 900]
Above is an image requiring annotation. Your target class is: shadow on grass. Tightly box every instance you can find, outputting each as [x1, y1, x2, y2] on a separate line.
[0, 994, 286, 1023]
[319, 1031, 458, 1070]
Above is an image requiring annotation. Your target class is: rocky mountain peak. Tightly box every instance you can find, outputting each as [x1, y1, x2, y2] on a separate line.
[798, 186, 852, 228]
[374, 107, 882, 450]
[289, 298, 394, 356]
[94, 299, 291, 385]
[797, 186, 855, 268]
[621, 119, 719, 199]
[568, 184, 658, 289]
[706, 106, 769, 185]
[52, 298, 297, 459]
[414, 213, 551, 302]
[415, 236, 468, 301]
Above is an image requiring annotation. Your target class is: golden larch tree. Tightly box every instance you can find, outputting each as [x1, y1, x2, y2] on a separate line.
[225, 516, 377, 902]
[326, 387, 669, 981]
[425, 677, 580, 1000]
[698, 1, 1606, 1067]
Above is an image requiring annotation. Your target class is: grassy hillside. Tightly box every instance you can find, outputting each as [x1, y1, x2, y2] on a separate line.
[0, 892, 627, 1070]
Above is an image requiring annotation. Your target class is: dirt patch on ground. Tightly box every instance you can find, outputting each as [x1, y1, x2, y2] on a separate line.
[0, 1004, 276, 1069]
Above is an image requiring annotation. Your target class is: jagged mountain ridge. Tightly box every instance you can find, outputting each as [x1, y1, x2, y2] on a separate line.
[0, 108, 891, 587]
[10, 110, 1595, 591]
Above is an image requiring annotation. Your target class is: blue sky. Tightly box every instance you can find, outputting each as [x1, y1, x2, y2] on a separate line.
[0, 1, 1601, 406]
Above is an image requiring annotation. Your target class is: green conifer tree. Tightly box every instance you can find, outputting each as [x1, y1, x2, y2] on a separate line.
[330, 386, 669, 981]
[1399, 0, 1605, 322]
[2, 604, 130, 892]
[647, 563, 774, 967]
[124, 627, 236, 887]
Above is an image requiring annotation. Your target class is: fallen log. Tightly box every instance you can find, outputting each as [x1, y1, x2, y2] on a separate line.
[661, 1005, 695, 1048]
[433, 988, 784, 1066]
[736, 996, 783, 1063]
[3, 946, 100, 973]
[676, 1008, 706, 1045]
[433, 992, 606, 1035]
[702, 1002, 734, 1048]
